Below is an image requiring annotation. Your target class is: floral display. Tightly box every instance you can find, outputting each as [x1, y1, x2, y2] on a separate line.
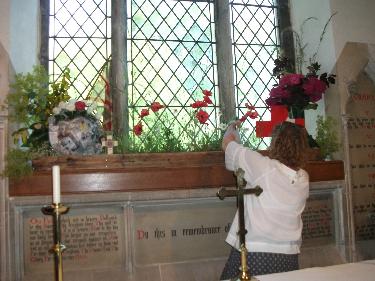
[49, 99, 103, 155]
[191, 89, 213, 124]
[265, 57, 336, 113]
[132, 101, 164, 136]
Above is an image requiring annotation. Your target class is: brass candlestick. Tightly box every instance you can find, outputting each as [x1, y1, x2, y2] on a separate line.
[42, 203, 69, 281]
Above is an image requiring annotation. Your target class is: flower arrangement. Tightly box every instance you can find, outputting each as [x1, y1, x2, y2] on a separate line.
[5, 66, 71, 148]
[133, 101, 165, 136]
[132, 89, 259, 140]
[49, 99, 103, 155]
[51, 99, 100, 122]
[265, 57, 336, 113]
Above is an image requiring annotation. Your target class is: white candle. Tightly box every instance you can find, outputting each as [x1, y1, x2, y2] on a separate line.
[52, 165, 61, 204]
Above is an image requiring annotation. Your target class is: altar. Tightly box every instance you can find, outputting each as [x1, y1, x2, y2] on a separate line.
[254, 259, 375, 281]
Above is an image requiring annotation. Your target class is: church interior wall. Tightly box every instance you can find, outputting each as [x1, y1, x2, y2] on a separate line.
[1, 0, 375, 280]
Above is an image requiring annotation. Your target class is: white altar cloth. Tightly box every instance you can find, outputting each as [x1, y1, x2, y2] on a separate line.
[259, 260, 375, 281]
[224, 260, 375, 281]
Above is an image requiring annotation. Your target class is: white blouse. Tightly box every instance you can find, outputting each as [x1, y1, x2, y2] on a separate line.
[225, 141, 309, 254]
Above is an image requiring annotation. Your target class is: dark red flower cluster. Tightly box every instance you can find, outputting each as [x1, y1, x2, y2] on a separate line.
[191, 89, 213, 124]
[265, 58, 335, 111]
[133, 101, 165, 136]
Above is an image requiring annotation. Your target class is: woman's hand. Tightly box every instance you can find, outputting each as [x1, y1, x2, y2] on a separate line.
[222, 120, 242, 151]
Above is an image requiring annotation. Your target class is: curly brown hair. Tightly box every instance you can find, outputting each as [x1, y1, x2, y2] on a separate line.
[268, 121, 309, 170]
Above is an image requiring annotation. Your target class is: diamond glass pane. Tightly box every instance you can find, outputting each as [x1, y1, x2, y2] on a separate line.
[231, 0, 280, 149]
[49, 0, 111, 110]
[128, 0, 219, 152]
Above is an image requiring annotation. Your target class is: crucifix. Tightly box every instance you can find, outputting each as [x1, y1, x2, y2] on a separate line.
[217, 168, 263, 281]
[101, 134, 118, 155]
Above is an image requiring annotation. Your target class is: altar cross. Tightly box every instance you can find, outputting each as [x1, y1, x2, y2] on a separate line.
[217, 168, 263, 281]
[101, 135, 118, 155]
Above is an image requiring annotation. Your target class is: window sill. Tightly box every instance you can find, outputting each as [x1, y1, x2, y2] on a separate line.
[9, 150, 344, 197]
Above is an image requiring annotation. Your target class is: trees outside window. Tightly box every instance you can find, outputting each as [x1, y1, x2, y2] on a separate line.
[41, 0, 292, 152]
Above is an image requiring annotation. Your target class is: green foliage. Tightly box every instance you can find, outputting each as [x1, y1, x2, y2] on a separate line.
[4, 66, 71, 148]
[1, 149, 33, 179]
[315, 115, 340, 159]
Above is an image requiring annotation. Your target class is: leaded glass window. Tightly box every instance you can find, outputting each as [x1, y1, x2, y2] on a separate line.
[42, 0, 291, 152]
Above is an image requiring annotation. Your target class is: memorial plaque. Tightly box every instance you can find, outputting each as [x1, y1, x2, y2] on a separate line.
[345, 64, 375, 241]
[22, 205, 125, 274]
[132, 199, 236, 265]
[302, 193, 335, 245]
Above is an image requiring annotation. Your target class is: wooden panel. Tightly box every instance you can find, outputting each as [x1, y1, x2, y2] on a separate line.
[9, 151, 344, 197]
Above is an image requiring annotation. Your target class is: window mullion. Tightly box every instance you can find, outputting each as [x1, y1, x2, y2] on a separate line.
[215, 0, 235, 123]
[111, 0, 128, 136]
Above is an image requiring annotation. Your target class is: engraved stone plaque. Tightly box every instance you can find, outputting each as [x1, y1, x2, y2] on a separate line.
[22, 205, 125, 274]
[132, 199, 236, 265]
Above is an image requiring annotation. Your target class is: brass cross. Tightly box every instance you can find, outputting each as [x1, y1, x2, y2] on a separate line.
[217, 168, 263, 281]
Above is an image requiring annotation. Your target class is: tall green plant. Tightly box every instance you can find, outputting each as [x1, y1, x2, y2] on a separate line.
[315, 115, 339, 159]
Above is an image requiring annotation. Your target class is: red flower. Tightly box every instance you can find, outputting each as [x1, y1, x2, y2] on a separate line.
[245, 103, 255, 110]
[191, 100, 208, 108]
[75, 101, 86, 111]
[150, 101, 164, 112]
[203, 95, 213, 104]
[133, 122, 143, 136]
[196, 109, 209, 124]
[247, 111, 259, 119]
[140, 108, 149, 118]
[202, 89, 212, 96]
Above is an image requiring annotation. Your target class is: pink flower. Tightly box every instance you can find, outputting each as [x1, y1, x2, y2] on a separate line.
[196, 109, 209, 124]
[140, 108, 149, 118]
[303, 77, 327, 102]
[150, 101, 164, 112]
[133, 122, 143, 136]
[279, 73, 304, 87]
[269, 86, 290, 99]
[75, 101, 86, 111]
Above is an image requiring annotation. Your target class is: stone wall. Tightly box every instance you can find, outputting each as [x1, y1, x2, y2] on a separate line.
[7, 181, 346, 281]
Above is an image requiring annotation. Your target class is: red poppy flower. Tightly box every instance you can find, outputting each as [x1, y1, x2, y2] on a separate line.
[191, 100, 208, 108]
[140, 108, 149, 118]
[245, 103, 255, 110]
[75, 101, 86, 111]
[150, 101, 164, 112]
[247, 111, 259, 119]
[202, 89, 212, 96]
[203, 95, 213, 104]
[196, 109, 209, 124]
[133, 122, 143, 136]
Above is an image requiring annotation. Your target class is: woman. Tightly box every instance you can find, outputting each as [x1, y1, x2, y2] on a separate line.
[220, 121, 310, 280]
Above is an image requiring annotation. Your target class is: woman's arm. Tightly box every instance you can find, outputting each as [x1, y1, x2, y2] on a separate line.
[222, 133, 237, 151]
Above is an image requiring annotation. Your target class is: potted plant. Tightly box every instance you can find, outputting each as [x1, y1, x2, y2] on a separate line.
[315, 115, 340, 160]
